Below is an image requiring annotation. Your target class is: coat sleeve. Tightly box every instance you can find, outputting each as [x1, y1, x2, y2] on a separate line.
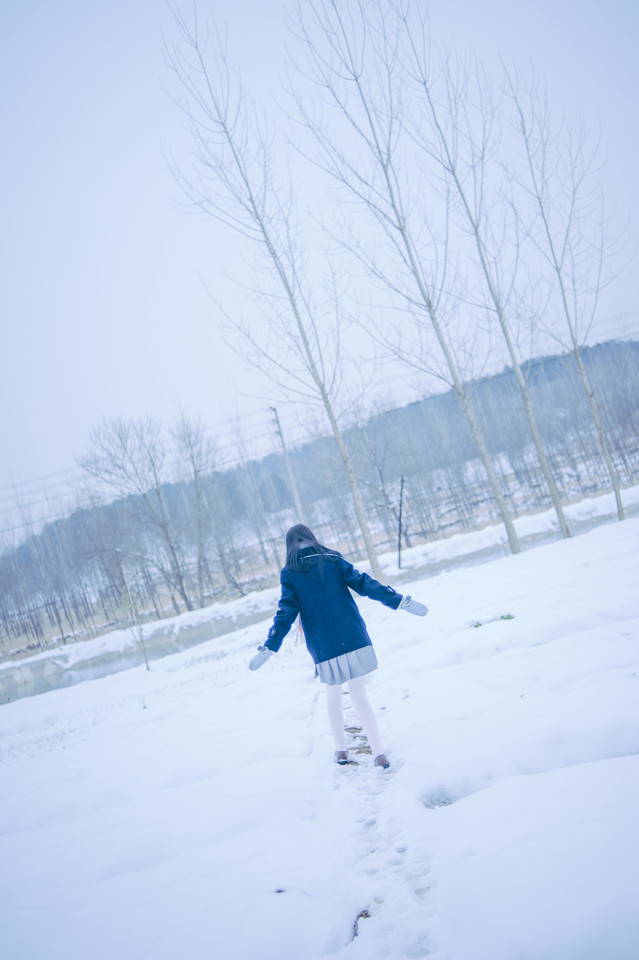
[264, 569, 300, 652]
[338, 557, 403, 610]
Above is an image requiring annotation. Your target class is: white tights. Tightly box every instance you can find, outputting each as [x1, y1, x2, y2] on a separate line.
[325, 675, 384, 758]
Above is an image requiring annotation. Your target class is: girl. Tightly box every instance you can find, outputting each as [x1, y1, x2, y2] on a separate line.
[249, 524, 427, 768]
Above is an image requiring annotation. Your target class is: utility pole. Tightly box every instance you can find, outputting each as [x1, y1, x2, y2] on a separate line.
[397, 475, 405, 570]
[271, 407, 305, 522]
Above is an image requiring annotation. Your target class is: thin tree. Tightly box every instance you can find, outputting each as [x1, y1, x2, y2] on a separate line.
[392, 3, 571, 536]
[165, 5, 384, 577]
[79, 418, 194, 612]
[506, 72, 625, 520]
[289, 0, 522, 553]
[117, 548, 151, 670]
[172, 414, 219, 605]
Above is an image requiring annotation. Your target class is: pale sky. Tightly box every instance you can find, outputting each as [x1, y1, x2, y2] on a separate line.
[1, 0, 637, 531]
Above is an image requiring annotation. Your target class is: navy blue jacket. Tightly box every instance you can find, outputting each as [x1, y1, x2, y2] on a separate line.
[265, 549, 403, 665]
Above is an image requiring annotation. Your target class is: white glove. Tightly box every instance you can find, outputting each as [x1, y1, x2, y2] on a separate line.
[398, 595, 428, 616]
[249, 645, 274, 671]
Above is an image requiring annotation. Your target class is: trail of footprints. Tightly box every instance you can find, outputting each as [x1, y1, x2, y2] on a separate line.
[331, 723, 436, 958]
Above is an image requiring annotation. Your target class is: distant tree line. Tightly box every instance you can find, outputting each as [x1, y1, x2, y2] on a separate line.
[1, 340, 638, 656]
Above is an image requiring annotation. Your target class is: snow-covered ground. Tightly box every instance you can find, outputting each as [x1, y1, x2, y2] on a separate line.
[1, 513, 638, 959]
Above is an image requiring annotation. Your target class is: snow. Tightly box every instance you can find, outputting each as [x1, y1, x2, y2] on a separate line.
[1, 514, 638, 959]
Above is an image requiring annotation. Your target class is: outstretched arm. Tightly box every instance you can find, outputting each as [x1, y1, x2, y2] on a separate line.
[338, 558, 402, 610]
[249, 572, 300, 671]
[338, 558, 428, 616]
[264, 571, 300, 652]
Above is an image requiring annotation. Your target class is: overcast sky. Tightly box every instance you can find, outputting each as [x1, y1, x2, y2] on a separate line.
[1, 0, 637, 531]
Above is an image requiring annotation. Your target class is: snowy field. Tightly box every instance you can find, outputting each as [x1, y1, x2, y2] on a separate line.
[1, 514, 638, 959]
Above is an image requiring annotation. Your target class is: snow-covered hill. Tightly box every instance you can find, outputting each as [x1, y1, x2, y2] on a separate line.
[1, 516, 638, 959]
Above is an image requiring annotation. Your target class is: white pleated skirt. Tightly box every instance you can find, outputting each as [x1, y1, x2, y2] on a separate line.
[315, 645, 378, 685]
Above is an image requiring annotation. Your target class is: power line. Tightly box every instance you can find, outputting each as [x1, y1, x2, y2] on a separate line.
[0, 464, 84, 493]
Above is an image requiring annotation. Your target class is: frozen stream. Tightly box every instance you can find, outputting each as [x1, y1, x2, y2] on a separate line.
[0, 607, 272, 704]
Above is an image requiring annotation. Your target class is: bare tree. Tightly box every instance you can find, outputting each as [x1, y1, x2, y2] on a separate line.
[506, 72, 625, 520]
[387, 4, 571, 537]
[289, 0, 522, 553]
[116, 548, 151, 670]
[172, 414, 218, 605]
[79, 418, 194, 612]
[165, 4, 384, 578]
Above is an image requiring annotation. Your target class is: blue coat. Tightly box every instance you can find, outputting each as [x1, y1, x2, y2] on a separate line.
[264, 549, 403, 665]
